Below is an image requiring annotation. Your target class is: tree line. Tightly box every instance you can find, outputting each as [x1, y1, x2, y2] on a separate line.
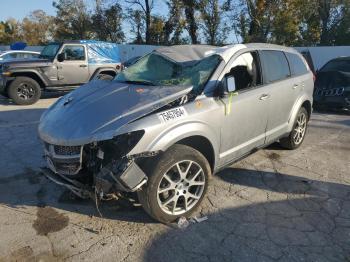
[0, 0, 349, 46]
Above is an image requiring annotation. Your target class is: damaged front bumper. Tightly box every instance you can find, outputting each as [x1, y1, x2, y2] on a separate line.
[41, 167, 93, 199]
[94, 160, 148, 193]
[42, 159, 148, 199]
[40, 131, 157, 200]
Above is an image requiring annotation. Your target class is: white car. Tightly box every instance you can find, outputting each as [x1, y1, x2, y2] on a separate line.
[0, 50, 40, 61]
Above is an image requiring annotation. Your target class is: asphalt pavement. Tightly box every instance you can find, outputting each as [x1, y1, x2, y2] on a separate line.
[0, 95, 349, 261]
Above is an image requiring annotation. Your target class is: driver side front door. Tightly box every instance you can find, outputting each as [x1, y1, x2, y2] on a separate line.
[219, 51, 270, 166]
[57, 44, 90, 86]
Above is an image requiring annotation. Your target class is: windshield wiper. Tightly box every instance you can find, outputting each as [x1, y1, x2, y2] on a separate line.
[122, 80, 155, 86]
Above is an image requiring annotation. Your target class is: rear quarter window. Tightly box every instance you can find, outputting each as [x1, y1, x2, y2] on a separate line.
[260, 50, 290, 83]
[286, 52, 309, 76]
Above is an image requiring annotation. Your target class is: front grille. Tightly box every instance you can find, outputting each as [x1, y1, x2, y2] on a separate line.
[43, 142, 83, 175]
[53, 158, 82, 175]
[54, 145, 81, 156]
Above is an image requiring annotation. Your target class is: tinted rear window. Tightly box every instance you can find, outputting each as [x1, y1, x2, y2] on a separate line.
[260, 50, 290, 83]
[321, 59, 350, 72]
[286, 52, 308, 76]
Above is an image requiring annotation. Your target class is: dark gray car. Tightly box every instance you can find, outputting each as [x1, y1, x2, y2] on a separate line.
[314, 56, 350, 110]
[0, 40, 121, 105]
[39, 44, 314, 223]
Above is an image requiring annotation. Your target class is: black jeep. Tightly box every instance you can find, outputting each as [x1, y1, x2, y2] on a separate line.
[0, 40, 121, 105]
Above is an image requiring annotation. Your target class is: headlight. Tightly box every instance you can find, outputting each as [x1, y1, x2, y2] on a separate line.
[1, 71, 11, 76]
[99, 130, 145, 161]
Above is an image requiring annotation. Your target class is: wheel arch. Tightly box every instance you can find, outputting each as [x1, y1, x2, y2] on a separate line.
[90, 67, 118, 80]
[301, 100, 312, 120]
[10, 71, 46, 89]
[175, 135, 215, 174]
[287, 96, 312, 132]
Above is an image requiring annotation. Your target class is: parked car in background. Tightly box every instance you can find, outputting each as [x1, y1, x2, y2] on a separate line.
[39, 44, 314, 223]
[0, 40, 122, 105]
[314, 56, 350, 111]
[0, 50, 40, 61]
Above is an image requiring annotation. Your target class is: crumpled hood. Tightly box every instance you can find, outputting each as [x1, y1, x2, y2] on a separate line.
[39, 80, 192, 146]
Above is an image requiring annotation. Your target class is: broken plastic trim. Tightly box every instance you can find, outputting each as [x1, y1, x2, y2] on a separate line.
[41, 167, 93, 199]
[95, 160, 148, 194]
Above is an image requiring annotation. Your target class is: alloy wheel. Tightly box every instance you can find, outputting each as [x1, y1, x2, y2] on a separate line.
[293, 112, 307, 145]
[17, 83, 35, 100]
[157, 160, 206, 215]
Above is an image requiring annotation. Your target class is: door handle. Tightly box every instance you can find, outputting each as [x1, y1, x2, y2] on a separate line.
[259, 94, 270, 100]
[79, 64, 87, 68]
[293, 83, 305, 89]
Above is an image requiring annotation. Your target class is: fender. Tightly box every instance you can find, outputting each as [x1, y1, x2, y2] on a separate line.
[90, 67, 119, 81]
[10, 69, 49, 86]
[144, 120, 220, 168]
[287, 94, 311, 133]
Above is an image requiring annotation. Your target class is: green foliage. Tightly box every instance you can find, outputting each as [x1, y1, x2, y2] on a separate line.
[21, 10, 55, 45]
[127, 9, 145, 44]
[92, 2, 125, 43]
[230, 0, 350, 46]
[0, 19, 22, 45]
[53, 0, 93, 40]
[200, 0, 229, 45]
[1, 0, 350, 46]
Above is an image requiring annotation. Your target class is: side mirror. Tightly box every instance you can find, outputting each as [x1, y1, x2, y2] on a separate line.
[226, 76, 236, 93]
[57, 53, 66, 62]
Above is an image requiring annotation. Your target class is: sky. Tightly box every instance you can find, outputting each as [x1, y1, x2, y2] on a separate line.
[0, 0, 56, 21]
[0, 0, 169, 21]
[0, 0, 237, 43]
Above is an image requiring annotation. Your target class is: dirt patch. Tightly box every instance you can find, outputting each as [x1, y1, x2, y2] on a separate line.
[33, 207, 69, 236]
[268, 152, 281, 161]
[1, 246, 62, 262]
[7, 246, 34, 262]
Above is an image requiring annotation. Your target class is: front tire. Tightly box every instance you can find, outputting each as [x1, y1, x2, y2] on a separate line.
[8, 77, 41, 105]
[137, 144, 211, 223]
[280, 107, 308, 149]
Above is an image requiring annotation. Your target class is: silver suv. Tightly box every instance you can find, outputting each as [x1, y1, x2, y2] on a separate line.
[39, 44, 314, 223]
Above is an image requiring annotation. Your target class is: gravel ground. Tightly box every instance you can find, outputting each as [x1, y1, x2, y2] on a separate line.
[0, 95, 349, 262]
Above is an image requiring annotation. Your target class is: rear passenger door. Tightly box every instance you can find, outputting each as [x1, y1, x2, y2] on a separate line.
[259, 50, 297, 143]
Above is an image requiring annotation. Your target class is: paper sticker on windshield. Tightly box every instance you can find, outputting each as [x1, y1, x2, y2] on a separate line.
[158, 107, 187, 123]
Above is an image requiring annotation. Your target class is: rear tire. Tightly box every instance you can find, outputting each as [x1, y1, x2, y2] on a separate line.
[8, 77, 41, 105]
[280, 107, 308, 150]
[137, 144, 211, 223]
[97, 73, 114, 81]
